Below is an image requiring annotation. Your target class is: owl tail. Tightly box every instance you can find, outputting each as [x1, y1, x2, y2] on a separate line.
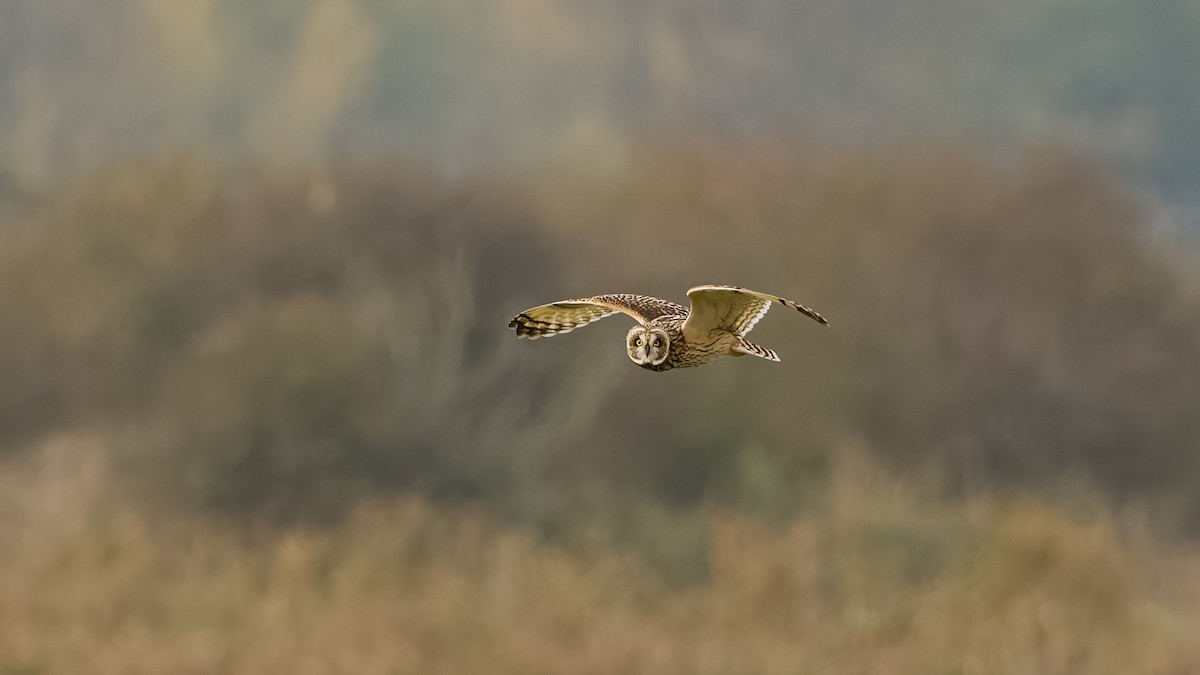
[732, 337, 780, 362]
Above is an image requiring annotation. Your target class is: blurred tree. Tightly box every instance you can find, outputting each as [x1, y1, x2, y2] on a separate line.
[2, 145, 1199, 537]
[4, 0, 1200, 214]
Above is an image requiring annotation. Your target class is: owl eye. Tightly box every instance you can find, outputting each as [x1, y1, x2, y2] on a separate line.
[652, 337, 661, 347]
[635, 338, 643, 346]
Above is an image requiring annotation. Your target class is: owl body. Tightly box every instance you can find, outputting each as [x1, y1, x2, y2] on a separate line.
[627, 318, 744, 372]
[510, 285, 827, 372]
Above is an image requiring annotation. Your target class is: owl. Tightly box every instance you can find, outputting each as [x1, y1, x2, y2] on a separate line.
[509, 285, 827, 371]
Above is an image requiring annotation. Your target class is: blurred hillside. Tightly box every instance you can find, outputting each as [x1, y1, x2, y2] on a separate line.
[3, 1, 1200, 209]
[2, 147, 1199, 543]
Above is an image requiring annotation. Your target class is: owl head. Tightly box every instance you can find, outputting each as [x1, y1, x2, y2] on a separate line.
[626, 325, 670, 367]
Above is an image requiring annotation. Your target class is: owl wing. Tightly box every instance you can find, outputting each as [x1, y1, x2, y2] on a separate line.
[681, 285, 827, 341]
[509, 293, 686, 340]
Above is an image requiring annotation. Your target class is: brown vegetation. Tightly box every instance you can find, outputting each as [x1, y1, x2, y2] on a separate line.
[4, 147, 1199, 531]
[2, 144, 1200, 670]
[2, 440, 1199, 674]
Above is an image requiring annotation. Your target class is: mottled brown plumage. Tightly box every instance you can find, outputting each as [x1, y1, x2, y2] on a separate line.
[508, 285, 827, 371]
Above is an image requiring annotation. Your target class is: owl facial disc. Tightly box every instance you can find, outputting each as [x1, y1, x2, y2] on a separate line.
[626, 326, 669, 367]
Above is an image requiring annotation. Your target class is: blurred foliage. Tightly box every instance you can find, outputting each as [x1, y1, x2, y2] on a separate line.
[5, 1, 1200, 206]
[1, 442, 1197, 674]
[1, 146, 1199, 542]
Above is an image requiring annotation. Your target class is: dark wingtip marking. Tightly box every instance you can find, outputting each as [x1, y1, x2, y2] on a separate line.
[510, 313, 539, 337]
[779, 298, 828, 325]
[511, 312, 575, 339]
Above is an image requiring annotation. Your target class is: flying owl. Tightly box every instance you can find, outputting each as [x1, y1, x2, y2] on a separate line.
[508, 285, 827, 371]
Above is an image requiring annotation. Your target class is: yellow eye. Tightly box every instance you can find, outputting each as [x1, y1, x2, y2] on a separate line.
[635, 338, 643, 346]
[653, 338, 661, 347]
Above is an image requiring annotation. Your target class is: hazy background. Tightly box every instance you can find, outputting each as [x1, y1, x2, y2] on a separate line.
[6, 0, 1200, 203]
[2, 1, 1200, 672]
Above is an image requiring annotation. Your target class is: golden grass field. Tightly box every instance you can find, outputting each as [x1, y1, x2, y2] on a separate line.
[3, 439, 1198, 675]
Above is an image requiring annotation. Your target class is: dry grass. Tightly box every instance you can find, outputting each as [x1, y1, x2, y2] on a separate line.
[2, 438, 1198, 675]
